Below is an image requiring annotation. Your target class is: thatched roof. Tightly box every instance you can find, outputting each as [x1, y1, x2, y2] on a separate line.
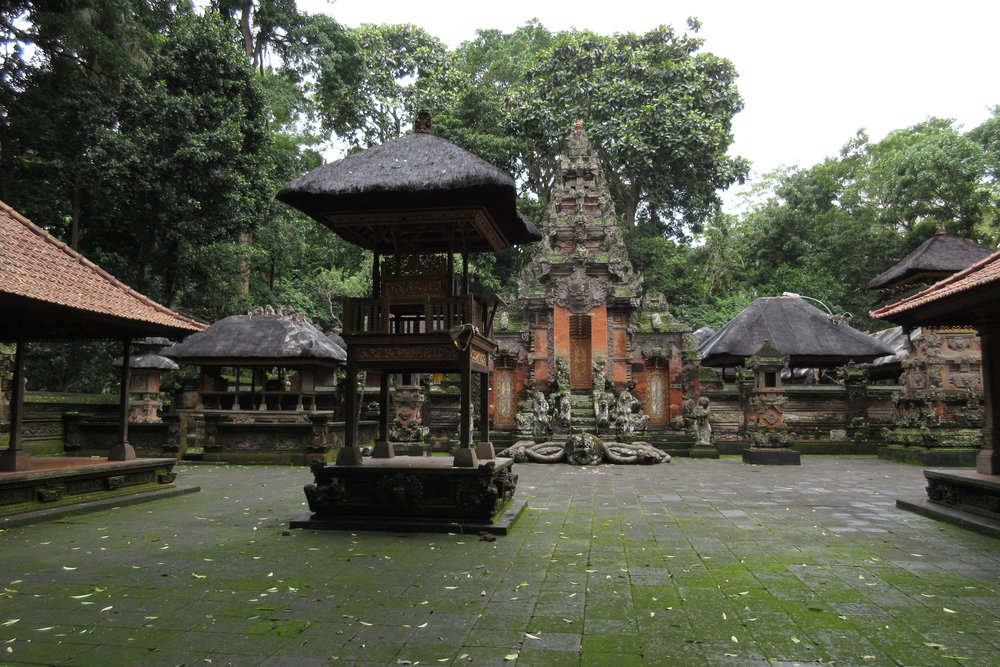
[0, 200, 205, 341]
[277, 126, 540, 253]
[114, 351, 180, 371]
[867, 232, 992, 290]
[868, 326, 910, 368]
[698, 296, 892, 367]
[693, 326, 715, 343]
[871, 249, 1000, 327]
[163, 313, 346, 365]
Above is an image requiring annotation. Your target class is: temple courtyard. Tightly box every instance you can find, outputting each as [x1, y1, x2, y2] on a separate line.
[0, 457, 997, 666]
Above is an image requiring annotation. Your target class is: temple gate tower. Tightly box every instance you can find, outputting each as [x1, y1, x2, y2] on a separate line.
[493, 123, 699, 449]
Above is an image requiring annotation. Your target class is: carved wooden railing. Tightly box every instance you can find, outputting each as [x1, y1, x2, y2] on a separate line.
[342, 294, 497, 337]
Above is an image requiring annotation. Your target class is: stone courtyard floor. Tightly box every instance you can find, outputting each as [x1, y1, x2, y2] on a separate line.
[0, 456, 998, 666]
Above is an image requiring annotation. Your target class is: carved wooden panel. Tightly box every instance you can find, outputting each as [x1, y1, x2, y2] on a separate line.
[570, 314, 592, 390]
[647, 370, 666, 424]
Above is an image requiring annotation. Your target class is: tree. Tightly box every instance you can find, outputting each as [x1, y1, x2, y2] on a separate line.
[327, 23, 451, 148]
[510, 23, 748, 235]
[84, 10, 273, 312]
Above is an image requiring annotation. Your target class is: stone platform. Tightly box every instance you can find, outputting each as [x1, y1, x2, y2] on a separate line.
[292, 456, 523, 534]
[0, 456, 197, 525]
[896, 468, 1000, 538]
[742, 447, 802, 465]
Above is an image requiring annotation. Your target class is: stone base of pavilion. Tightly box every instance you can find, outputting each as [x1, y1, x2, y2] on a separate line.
[878, 444, 981, 467]
[0, 457, 197, 527]
[896, 469, 1000, 539]
[291, 457, 525, 535]
[742, 447, 802, 465]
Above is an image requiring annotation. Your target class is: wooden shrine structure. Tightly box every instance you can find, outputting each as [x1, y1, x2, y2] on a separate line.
[278, 112, 541, 532]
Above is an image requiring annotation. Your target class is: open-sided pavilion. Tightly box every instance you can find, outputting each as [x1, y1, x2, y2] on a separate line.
[0, 200, 204, 519]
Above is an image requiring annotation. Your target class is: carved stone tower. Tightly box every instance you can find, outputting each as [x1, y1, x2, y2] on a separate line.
[493, 123, 698, 444]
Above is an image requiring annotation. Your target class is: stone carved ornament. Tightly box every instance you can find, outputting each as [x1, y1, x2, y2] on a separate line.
[498, 434, 669, 465]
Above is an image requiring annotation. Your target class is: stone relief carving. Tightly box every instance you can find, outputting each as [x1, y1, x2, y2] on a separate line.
[497, 435, 669, 465]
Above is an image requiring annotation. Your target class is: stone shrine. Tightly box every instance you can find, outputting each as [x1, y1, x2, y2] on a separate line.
[492, 123, 699, 454]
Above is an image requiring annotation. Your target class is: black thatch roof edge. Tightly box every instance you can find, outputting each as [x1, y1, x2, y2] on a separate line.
[867, 233, 992, 290]
[276, 132, 541, 247]
[698, 297, 892, 367]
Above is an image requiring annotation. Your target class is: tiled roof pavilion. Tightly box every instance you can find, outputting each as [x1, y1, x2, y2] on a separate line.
[0, 200, 204, 341]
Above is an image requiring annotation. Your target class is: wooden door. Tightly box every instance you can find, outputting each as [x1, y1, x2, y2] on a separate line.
[569, 314, 592, 390]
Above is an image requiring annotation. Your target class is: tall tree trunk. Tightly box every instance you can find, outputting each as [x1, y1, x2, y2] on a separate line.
[70, 182, 81, 250]
[625, 180, 640, 227]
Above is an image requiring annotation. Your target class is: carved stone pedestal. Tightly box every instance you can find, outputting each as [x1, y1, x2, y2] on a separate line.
[294, 457, 524, 534]
[896, 469, 1000, 539]
[742, 447, 801, 465]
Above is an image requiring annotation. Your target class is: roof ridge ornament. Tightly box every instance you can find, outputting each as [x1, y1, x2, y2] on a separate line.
[414, 110, 433, 134]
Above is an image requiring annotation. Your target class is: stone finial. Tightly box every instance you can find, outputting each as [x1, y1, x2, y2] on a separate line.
[414, 110, 433, 134]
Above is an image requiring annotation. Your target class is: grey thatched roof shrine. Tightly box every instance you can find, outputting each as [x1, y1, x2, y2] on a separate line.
[867, 231, 992, 290]
[698, 296, 892, 367]
[163, 312, 345, 366]
[277, 113, 540, 253]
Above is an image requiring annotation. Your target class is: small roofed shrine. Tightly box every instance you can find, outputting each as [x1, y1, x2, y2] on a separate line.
[868, 230, 992, 466]
[278, 111, 541, 532]
[114, 337, 179, 423]
[162, 306, 346, 465]
[872, 249, 1000, 534]
[699, 296, 893, 461]
[0, 199, 202, 520]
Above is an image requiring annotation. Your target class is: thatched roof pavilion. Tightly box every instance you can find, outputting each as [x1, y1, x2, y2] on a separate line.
[164, 310, 345, 366]
[277, 112, 541, 254]
[699, 296, 892, 367]
[868, 230, 992, 291]
[163, 309, 345, 414]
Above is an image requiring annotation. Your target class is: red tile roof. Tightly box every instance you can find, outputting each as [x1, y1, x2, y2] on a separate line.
[870, 248, 1000, 321]
[0, 200, 205, 338]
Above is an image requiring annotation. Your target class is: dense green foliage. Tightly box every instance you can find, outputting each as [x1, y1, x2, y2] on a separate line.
[1, 6, 997, 391]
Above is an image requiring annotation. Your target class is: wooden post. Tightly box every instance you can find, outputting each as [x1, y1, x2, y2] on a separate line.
[337, 363, 363, 465]
[475, 370, 494, 460]
[108, 338, 136, 461]
[0, 332, 32, 471]
[453, 348, 478, 467]
[372, 372, 394, 458]
[977, 325, 1000, 474]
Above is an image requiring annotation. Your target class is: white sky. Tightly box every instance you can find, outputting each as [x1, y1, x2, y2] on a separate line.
[301, 0, 1000, 208]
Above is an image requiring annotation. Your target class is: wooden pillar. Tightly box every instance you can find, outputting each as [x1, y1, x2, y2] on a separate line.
[0, 333, 31, 471]
[372, 372, 394, 458]
[977, 325, 1000, 474]
[337, 363, 363, 465]
[475, 370, 494, 459]
[453, 348, 477, 467]
[108, 338, 136, 461]
[462, 251, 470, 295]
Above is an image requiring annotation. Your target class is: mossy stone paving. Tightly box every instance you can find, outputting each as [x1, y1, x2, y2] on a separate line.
[0, 456, 997, 666]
